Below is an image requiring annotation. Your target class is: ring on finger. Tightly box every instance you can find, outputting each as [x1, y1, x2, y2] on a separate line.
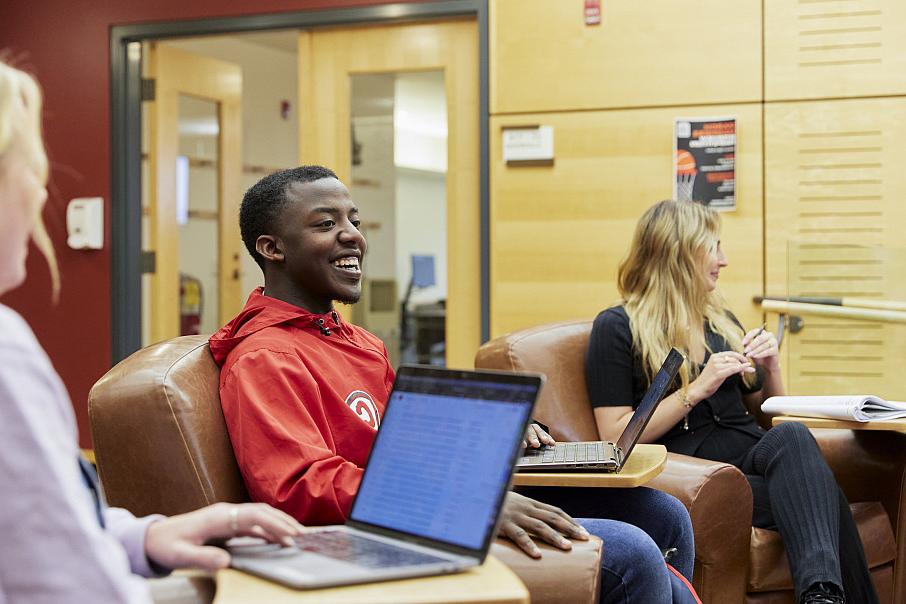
[229, 507, 240, 534]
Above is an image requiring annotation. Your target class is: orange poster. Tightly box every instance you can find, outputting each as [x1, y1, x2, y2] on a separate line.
[674, 116, 736, 211]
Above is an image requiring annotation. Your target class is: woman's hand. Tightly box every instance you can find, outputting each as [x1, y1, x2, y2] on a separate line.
[498, 492, 589, 558]
[689, 351, 755, 402]
[522, 423, 556, 449]
[742, 327, 780, 371]
[144, 502, 303, 572]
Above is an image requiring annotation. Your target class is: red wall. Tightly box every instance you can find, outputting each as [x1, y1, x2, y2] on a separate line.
[0, 0, 423, 448]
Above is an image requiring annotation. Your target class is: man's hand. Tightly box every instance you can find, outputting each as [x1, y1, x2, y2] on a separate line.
[144, 502, 303, 572]
[498, 492, 589, 558]
[522, 423, 556, 449]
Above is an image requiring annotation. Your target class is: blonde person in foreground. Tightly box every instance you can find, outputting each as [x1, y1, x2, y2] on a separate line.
[0, 59, 302, 604]
[585, 199, 876, 604]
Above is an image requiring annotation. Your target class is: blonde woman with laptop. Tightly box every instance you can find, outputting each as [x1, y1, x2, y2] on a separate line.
[0, 58, 302, 603]
[586, 199, 876, 604]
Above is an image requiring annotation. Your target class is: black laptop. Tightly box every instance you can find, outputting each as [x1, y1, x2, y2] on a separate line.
[516, 348, 684, 472]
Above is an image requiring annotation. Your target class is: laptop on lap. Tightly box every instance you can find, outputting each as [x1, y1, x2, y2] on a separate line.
[516, 348, 684, 472]
[229, 364, 541, 589]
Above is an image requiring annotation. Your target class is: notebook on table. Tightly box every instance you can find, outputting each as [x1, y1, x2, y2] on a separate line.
[228, 364, 541, 589]
[516, 348, 684, 472]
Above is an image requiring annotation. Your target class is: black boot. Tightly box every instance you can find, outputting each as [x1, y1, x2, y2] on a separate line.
[800, 582, 845, 604]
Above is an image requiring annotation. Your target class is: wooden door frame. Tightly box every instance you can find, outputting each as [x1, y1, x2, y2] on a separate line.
[146, 43, 243, 343]
[110, 1, 490, 363]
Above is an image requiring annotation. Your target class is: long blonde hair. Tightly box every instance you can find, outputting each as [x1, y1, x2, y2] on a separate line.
[0, 58, 59, 298]
[618, 200, 750, 389]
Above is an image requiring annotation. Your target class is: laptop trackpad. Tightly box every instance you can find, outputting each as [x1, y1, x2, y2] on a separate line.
[231, 549, 374, 586]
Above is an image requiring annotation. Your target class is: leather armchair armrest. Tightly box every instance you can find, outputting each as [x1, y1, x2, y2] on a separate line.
[648, 453, 752, 604]
[491, 536, 603, 604]
[812, 429, 906, 507]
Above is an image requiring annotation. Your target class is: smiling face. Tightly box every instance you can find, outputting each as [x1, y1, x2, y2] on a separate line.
[701, 238, 728, 292]
[263, 177, 367, 313]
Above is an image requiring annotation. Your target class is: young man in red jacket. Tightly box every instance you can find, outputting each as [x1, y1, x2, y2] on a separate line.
[211, 166, 697, 603]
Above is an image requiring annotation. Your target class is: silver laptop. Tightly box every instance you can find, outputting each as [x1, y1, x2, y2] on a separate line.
[229, 364, 541, 589]
[516, 348, 683, 472]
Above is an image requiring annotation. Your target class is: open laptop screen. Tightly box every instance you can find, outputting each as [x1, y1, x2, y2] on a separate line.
[349, 367, 538, 552]
[615, 348, 684, 459]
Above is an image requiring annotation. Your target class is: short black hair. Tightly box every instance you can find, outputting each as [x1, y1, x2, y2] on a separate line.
[239, 165, 338, 268]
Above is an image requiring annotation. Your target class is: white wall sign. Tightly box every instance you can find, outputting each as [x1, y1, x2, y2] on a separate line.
[502, 126, 554, 164]
[66, 197, 104, 250]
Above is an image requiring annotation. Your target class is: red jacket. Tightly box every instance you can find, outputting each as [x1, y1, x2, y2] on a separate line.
[209, 288, 394, 525]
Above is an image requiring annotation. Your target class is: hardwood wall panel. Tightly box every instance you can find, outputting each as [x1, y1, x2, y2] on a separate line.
[490, 0, 762, 114]
[765, 0, 906, 100]
[765, 97, 906, 395]
[490, 104, 764, 338]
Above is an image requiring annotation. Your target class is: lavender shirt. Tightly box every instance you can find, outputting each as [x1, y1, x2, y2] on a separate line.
[0, 304, 161, 603]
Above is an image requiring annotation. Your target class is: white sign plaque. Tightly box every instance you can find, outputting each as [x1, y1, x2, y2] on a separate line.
[503, 126, 554, 163]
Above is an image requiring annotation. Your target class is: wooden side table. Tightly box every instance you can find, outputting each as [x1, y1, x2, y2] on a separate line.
[213, 555, 528, 604]
[512, 443, 667, 488]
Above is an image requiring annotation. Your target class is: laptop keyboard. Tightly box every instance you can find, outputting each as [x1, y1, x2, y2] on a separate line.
[295, 530, 452, 569]
[524, 442, 616, 464]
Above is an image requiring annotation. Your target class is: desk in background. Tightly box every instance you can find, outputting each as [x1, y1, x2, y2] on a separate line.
[772, 416, 906, 434]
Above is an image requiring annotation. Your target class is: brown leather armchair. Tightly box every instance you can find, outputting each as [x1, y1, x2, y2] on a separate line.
[88, 335, 602, 604]
[475, 320, 906, 604]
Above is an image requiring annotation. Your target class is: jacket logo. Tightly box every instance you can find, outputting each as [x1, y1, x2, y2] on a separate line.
[344, 390, 381, 430]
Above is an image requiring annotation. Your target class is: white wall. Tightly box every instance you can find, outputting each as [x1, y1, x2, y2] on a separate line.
[394, 71, 447, 173]
[392, 72, 447, 305]
[395, 168, 447, 305]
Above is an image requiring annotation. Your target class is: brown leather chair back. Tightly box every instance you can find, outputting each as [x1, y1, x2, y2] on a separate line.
[475, 320, 598, 442]
[89, 335, 248, 516]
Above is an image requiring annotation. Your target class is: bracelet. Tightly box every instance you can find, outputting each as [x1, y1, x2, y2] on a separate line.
[680, 389, 693, 431]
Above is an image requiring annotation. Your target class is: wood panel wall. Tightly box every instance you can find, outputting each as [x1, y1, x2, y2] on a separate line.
[765, 0, 906, 100]
[489, 0, 906, 396]
[490, 105, 763, 338]
[765, 97, 906, 396]
[491, 0, 762, 113]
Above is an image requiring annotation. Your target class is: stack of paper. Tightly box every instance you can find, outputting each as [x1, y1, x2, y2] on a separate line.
[761, 395, 906, 422]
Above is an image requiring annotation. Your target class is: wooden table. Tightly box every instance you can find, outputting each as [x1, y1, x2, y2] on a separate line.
[512, 443, 667, 488]
[213, 555, 528, 604]
[773, 415, 906, 434]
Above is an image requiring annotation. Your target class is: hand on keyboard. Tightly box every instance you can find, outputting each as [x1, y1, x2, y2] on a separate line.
[522, 423, 557, 449]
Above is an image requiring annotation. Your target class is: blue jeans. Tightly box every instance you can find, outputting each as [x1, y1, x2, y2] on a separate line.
[520, 486, 695, 604]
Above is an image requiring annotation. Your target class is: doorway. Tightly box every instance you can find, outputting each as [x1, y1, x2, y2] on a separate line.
[348, 70, 448, 366]
[301, 20, 478, 368]
[111, 2, 489, 365]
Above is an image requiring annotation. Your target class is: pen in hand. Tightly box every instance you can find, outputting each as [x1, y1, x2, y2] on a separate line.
[743, 322, 767, 358]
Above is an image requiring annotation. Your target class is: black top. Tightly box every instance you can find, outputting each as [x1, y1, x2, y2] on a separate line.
[586, 305, 765, 466]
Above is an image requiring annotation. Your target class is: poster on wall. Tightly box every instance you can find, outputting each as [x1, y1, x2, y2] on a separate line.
[673, 116, 736, 211]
